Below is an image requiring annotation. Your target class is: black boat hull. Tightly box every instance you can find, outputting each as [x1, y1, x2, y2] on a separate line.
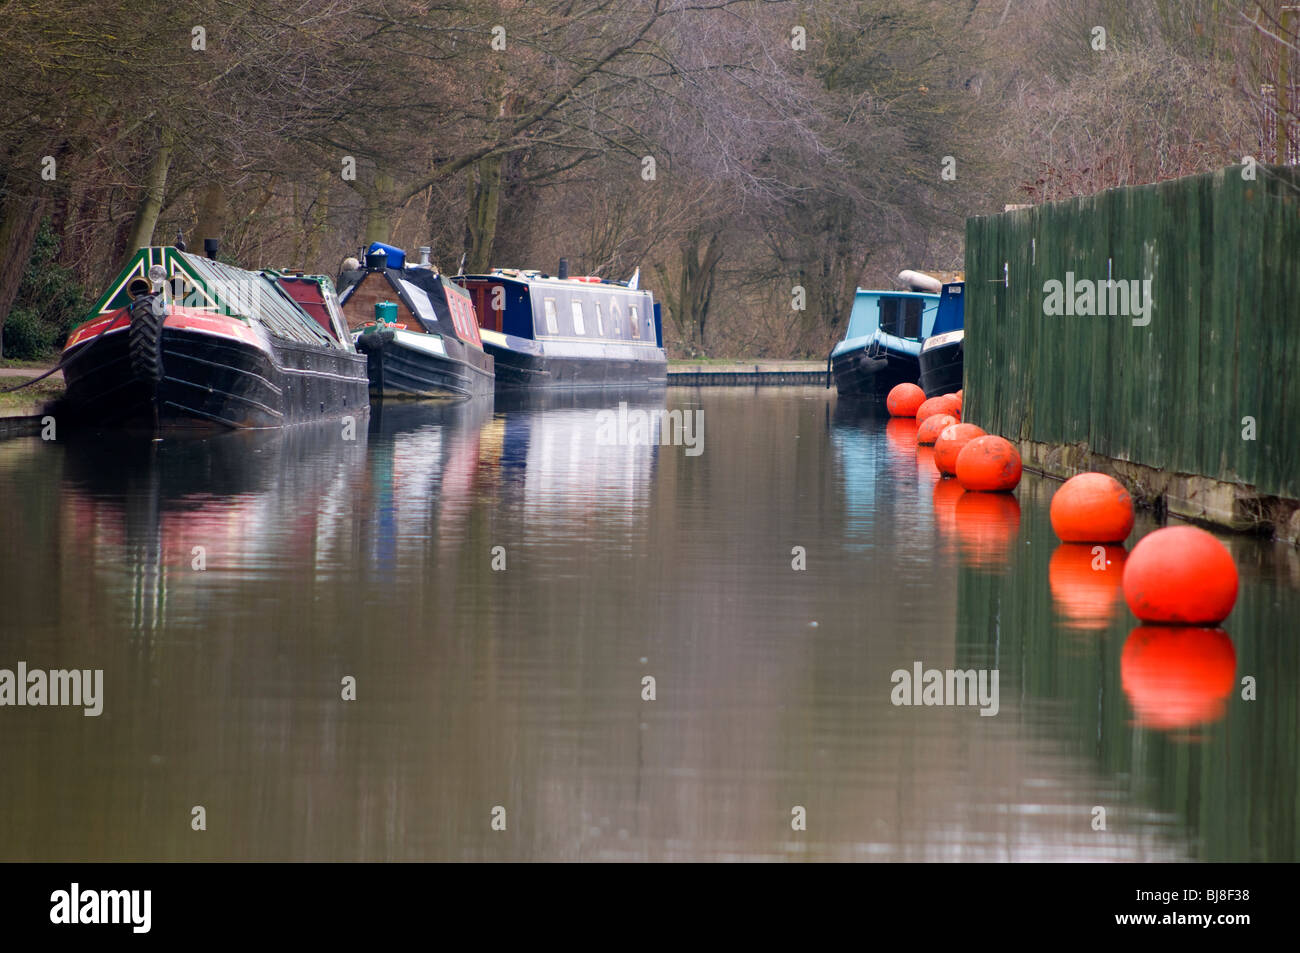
[62, 325, 369, 431]
[484, 340, 668, 391]
[919, 339, 963, 397]
[355, 329, 494, 400]
[830, 344, 921, 399]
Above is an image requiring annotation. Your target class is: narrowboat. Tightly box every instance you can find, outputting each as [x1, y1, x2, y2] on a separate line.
[60, 245, 369, 430]
[919, 281, 965, 397]
[828, 275, 941, 399]
[455, 263, 667, 389]
[336, 243, 494, 400]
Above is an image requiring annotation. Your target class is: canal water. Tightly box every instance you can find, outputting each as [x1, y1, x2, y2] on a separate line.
[0, 388, 1295, 861]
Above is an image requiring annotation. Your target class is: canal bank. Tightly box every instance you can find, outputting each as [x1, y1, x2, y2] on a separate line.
[667, 360, 826, 386]
[0, 367, 62, 439]
[964, 164, 1300, 543]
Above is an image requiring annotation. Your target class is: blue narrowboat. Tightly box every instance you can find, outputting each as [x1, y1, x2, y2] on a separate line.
[828, 287, 940, 399]
[455, 264, 667, 390]
[919, 281, 965, 397]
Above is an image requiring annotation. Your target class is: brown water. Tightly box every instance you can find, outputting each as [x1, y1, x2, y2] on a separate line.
[0, 388, 1295, 861]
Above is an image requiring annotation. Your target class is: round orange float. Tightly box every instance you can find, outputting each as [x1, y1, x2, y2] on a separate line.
[939, 393, 962, 420]
[915, 413, 957, 446]
[933, 423, 986, 476]
[886, 382, 926, 417]
[1049, 543, 1128, 631]
[1121, 626, 1236, 730]
[1122, 526, 1238, 624]
[1050, 472, 1134, 543]
[915, 396, 951, 424]
[954, 435, 1022, 491]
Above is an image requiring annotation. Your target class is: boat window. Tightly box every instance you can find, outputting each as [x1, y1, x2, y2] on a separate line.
[878, 297, 901, 336]
[902, 298, 923, 339]
[610, 302, 622, 335]
[571, 299, 585, 335]
[629, 304, 641, 338]
[543, 297, 559, 334]
[594, 302, 604, 336]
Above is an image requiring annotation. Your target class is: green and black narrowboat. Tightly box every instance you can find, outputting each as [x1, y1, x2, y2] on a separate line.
[60, 246, 369, 430]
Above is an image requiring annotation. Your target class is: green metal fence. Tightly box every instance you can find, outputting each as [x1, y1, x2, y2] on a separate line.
[965, 165, 1300, 500]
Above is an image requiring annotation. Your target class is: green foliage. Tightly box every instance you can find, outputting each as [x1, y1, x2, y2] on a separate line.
[2, 220, 89, 360]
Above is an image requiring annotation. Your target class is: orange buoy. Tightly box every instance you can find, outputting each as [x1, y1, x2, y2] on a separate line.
[1049, 543, 1127, 631]
[886, 382, 926, 417]
[955, 435, 1021, 492]
[954, 491, 1021, 568]
[1122, 526, 1238, 624]
[933, 423, 986, 476]
[1050, 472, 1134, 543]
[915, 396, 951, 424]
[915, 413, 957, 446]
[1121, 626, 1236, 730]
[940, 393, 962, 420]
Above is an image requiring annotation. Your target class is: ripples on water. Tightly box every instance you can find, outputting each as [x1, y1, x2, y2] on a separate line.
[0, 388, 1295, 861]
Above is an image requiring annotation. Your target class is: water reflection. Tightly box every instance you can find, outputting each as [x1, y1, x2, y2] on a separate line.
[1121, 627, 1237, 733]
[0, 390, 1294, 861]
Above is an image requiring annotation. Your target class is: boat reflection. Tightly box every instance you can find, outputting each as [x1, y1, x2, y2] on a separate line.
[59, 421, 370, 637]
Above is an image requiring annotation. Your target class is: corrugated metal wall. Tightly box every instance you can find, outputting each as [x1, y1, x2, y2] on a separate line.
[965, 165, 1300, 500]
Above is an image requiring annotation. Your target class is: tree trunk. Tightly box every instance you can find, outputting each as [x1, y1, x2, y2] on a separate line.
[194, 180, 227, 250]
[362, 170, 396, 246]
[124, 127, 175, 259]
[465, 155, 503, 274]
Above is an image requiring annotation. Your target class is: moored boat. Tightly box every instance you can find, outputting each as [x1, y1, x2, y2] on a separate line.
[919, 281, 965, 397]
[455, 263, 667, 390]
[828, 278, 940, 399]
[336, 243, 494, 400]
[60, 245, 369, 431]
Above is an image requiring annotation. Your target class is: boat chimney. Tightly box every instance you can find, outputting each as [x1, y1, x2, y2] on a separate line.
[203, 237, 220, 260]
[418, 246, 432, 267]
[558, 258, 569, 280]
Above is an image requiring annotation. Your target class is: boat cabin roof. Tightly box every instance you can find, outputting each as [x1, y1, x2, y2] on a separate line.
[90, 246, 346, 349]
[337, 265, 482, 346]
[844, 288, 941, 343]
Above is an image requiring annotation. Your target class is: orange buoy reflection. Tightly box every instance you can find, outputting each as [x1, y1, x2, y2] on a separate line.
[954, 491, 1021, 568]
[1049, 543, 1128, 631]
[932, 478, 964, 550]
[1121, 626, 1236, 731]
[916, 446, 941, 490]
[885, 418, 919, 456]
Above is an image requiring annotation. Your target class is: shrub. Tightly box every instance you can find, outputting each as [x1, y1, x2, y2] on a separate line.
[1, 219, 89, 360]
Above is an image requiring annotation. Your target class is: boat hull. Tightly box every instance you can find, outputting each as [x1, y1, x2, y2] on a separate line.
[62, 319, 369, 431]
[355, 328, 494, 400]
[830, 343, 920, 399]
[919, 338, 963, 397]
[483, 339, 667, 391]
